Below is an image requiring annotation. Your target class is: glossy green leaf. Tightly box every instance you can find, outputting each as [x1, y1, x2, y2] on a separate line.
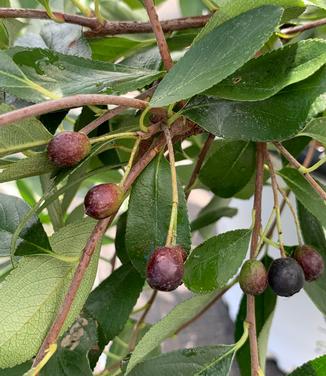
[128, 345, 235, 376]
[1, 48, 162, 102]
[0, 104, 52, 157]
[126, 154, 191, 275]
[279, 167, 326, 228]
[0, 219, 99, 368]
[235, 256, 276, 375]
[191, 207, 237, 232]
[182, 64, 326, 142]
[150, 6, 283, 107]
[179, 0, 206, 16]
[297, 202, 326, 315]
[0, 193, 50, 257]
[199, 141, 256, 198]
[206, 39, 326, 101]
[184, 229, 251, 293]
[85, 263, 144, 344]
[0, 21, 9, 49]
[299, 117, 326, 146]
[126, 292, 218, 373]
[289, 355, 326, 375]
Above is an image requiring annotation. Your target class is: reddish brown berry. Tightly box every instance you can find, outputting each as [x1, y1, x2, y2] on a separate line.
[47, 131, 91, 167]
[294, 245, 324, 282]
[84, 183, 123, 219]
[239, 260, 268, 296]
[146, 246, 187, 291]
[268, 258, 304, 297]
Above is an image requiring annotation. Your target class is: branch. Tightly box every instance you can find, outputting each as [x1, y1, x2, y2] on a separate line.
[0, 8, 210, 36]
[281, 18, 326, 35]
[274, 142, 326, 201]
[185, 133, 214, 199]
[247, 142, 266, 376]
[0, 95, 148, 127]
[143, 0, 173, 70]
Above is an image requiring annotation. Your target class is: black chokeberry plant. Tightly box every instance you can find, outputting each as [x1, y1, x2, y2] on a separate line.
[0, 1, 326, 376]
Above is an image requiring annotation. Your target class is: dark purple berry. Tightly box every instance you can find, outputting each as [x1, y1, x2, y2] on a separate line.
[239, 260, 268, 296]
[268, 258, 304, 297]
[146, 246, 187, 292]
[47, 131, 91, 167]
[294, 245, 324, 282]
[84, 183, 123, 219]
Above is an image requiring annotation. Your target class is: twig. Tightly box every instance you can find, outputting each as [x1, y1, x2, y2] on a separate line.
[0, 8, 210, 36]
[265, 152, 286, 258]
[274, 142, 326, 201]
[143, 0, 173, 70]
[303, 140, 317, 168]
[281, 18, 326, 35]
[247, 142, 266, 376]
[185, 133, 214, 199]
[0, 95, 148, 127]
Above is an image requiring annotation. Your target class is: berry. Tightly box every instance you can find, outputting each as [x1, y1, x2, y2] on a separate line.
[268, 258, 304, 297]
[294, 245, 324, 282]
[146, 246, 187, 291]
[239, 260, 268, 296]
[47, 131, 91, 167]
[84, 183, 123, 219]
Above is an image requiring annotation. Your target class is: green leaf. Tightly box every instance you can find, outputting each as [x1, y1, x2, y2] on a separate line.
[191, 207, 238, 232]
[206, 39, 326, 101]
[234, 256, 276, 375]
[115, 212, 130, 264]
[127, 345, 235, 376]
[0, 104, 52, 157]
[0, 153, 56, 183]
[125, 292, 219, 373]
[279, 167, 326, 228]
[0, 193, 50, 257]
[179, 0, 206, 16]
[308, 0, 326, 10]
[150, 6, 283, 107]
[0, 362, 32, 376]
[0, 21, 9, 49]
[196, 0, 305, 40]
[297, 202, 326, 315]
[126, 154, 191, 276]
[199, 141, 256, 198]
[85, 263, 144, 344]
[182, 64, 326, 142]
[184, 229, 251, 293]
[299, 117, 326, 147]
[1, 48, 162, 102]
[0, 219, 100, 368]
[289, 355, 326, 375]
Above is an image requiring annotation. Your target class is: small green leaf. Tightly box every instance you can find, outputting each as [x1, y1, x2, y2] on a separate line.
[85, 263, 144, 344]
[126, 293, 219, 373]
[191, 207, 238, 232]
[199, 141, 256, 198]
[115, 212, 130, 264]
[279, 167, 326, 228]
[0, 193, 50, 257]
[299, 117, 326, 147]
[0, 21, 9, 49]
[184, 229, 251, 293]
[206, 40, 326, 101]
[288, 355, 326, 375]
[0, 219, 99, 368]
[150, 6, 283, 107]
[126, 154, 191, 276]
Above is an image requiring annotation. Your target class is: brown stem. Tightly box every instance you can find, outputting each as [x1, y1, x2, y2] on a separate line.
[281, 18, 326, 35]
[0, 8, 210, 36]
[303, 140, 317, 168]
[185, 133, 214, 199]
[143, 0, 173, 70]
[0, 95, 148, 127]
[274, 142, 326, 201]
[247, 142, 266, 376]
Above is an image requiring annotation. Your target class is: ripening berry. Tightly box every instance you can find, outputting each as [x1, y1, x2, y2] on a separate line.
[146, 246, 187, 292]
[294, 245, 324, 282]
[239, 260, 268, 295]
[47, 131, 91, 167]
[268, 258, 304, 297]
[84, 183, 123, 219]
